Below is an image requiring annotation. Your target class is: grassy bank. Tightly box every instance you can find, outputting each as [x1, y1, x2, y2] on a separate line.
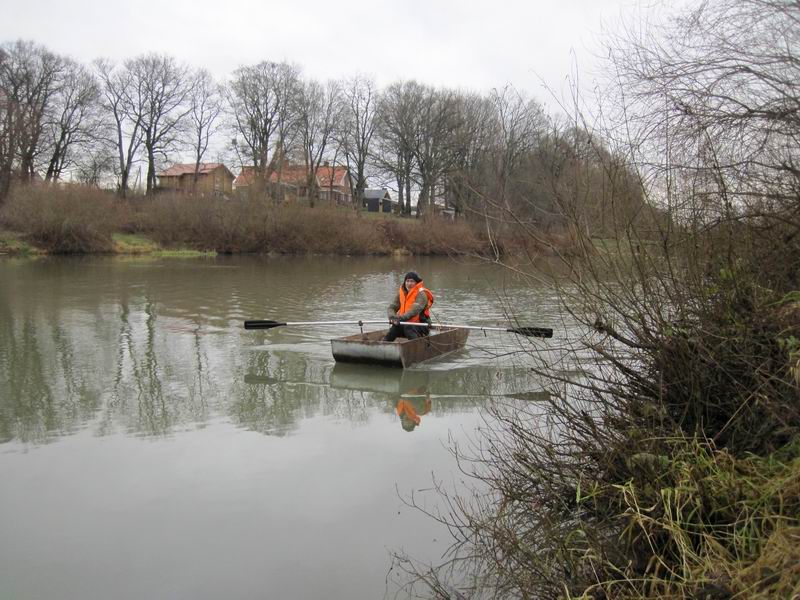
[0, 186, 520, 257]
[0, 230, 40, 255]
[390, 206, 800, 598]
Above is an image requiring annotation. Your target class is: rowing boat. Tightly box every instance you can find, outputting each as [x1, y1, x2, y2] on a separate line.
[330, 327, 469, 368]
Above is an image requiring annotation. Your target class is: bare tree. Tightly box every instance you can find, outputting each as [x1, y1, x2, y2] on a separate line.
[43, 58, 100, 182]
[443, 92, 496, 216]
[395, 2, 800, 599]
[409, 85, 463, 217]
[338, 75, 378, 210]
[374, 81, 421, 215]
[126, 54, 194, 194]
[0, 40, 63, 200]
[94, 58, 143, 197]
[295, 78, 341, 207]
[73, 145, 116, 186]
[488, 86, 545, 212]
[374, 82, 467, 217]
[0, 46, 8, 198]
[604, 0, 800, 223]
[226, 60, 300, 196]
[188, 69, 223, 191]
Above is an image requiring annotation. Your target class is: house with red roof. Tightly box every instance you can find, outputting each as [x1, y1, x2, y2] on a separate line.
[157, 163, 235, 195]
[234, 163, 352, 204]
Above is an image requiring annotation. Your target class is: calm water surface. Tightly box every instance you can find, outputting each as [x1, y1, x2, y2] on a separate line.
[0, 255, 563, 600]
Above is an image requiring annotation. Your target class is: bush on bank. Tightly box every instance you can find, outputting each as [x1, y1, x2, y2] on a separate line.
[393, 259, 800, 599]
[0, 185, 119, 253]
[391, 1, 800, 597]
[0, 186, 492, 256]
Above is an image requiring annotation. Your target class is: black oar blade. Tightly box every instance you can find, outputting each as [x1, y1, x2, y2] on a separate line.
[244, 320, 286, 330]
[509, 326, 553, 338]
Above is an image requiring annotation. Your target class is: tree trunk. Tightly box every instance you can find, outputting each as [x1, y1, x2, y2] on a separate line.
[404, 168, 412, 216]
[146, 147, 156, 194]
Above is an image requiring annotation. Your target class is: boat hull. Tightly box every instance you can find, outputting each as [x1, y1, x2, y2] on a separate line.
[330, 327, 469, 368]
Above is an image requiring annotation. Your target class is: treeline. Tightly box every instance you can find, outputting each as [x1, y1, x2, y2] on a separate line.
[0, 40, 650, 237]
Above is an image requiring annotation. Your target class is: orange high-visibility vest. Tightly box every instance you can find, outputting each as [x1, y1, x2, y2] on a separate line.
[398, 281, 434, 322]
[396, 399, 421, 425]
[396, 397, 431, 425]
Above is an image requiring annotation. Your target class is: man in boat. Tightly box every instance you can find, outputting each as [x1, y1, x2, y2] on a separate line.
[382, 271, 434, 342]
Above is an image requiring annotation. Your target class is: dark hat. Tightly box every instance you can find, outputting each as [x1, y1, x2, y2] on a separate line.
[400, 415, 418, 432]
[403, 271, 422, 283]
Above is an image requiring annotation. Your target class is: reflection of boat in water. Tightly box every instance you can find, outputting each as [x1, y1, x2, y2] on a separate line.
[330, 363, 551, 403]
[330, 327, 468, 368]
[243, 374, 281, 385]
[330, 363, 432, 395]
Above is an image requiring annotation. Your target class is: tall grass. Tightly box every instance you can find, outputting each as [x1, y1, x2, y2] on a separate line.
[0, 187, 493, 256]
[0, 185, 122, 253]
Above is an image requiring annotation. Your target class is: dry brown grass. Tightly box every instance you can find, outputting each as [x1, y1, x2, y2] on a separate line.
[0, 184, 121, 253]
[0, 186, 499, 256]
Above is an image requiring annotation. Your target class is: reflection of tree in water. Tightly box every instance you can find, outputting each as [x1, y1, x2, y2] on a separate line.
[0, 311, 102, 445]
[231, 350, 339, 435]
[0, 259, 110, 443]
[0, 256, 554, 445]
[103, 295, 219, 437]
[1, 285, 224, 443]
[0, 317, 58, 444]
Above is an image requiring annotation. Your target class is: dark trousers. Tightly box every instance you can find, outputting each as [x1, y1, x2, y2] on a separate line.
[382, 323, 428, 342]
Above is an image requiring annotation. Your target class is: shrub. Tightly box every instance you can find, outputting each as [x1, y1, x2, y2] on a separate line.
[393, 1, 800, 597]
[134, 194, 488, 256]
[0, 187, 505, 257]
[0, 185, 119, 253]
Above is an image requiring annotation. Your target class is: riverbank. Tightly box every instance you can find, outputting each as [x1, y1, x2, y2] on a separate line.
[0, 230, 216, 257]
[0, 185, 556, 257]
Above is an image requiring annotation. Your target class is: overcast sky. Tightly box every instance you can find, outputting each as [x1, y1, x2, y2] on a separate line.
[2, 0, 641, 106]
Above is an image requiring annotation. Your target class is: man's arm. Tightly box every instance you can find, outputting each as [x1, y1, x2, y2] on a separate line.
[387, 296, 400, 319]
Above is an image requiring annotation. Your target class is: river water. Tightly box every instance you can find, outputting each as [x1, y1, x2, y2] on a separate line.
[0, 255, 566, 599]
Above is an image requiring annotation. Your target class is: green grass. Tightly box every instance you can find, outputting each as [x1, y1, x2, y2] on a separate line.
[0, 231, 39, 256]
[151, 249, 217, 258]
[0, 230, 215, 258]
[112, 234, 215, 257]
[112, 233, 159, 254]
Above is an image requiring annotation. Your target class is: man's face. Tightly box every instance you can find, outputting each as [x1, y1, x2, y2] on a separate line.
[404, 278, 416, 291]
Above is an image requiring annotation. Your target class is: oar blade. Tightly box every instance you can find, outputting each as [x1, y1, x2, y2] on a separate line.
[244, 320, 286, 330]
[510, 326, 553, 338]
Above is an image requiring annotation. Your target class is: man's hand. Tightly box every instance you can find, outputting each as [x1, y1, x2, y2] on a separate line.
[389, 316, 400, 325]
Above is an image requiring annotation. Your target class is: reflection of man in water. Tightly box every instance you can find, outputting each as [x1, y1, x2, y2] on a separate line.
[395, 393, 431, 432]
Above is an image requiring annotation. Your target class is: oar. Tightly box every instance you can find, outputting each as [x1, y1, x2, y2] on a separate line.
[405, 322, 553, 338]
[244, 319, 386, 330]
[244, 319, 553, 338]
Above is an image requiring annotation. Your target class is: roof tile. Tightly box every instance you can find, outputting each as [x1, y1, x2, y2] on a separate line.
[157, 163, 227, 177]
